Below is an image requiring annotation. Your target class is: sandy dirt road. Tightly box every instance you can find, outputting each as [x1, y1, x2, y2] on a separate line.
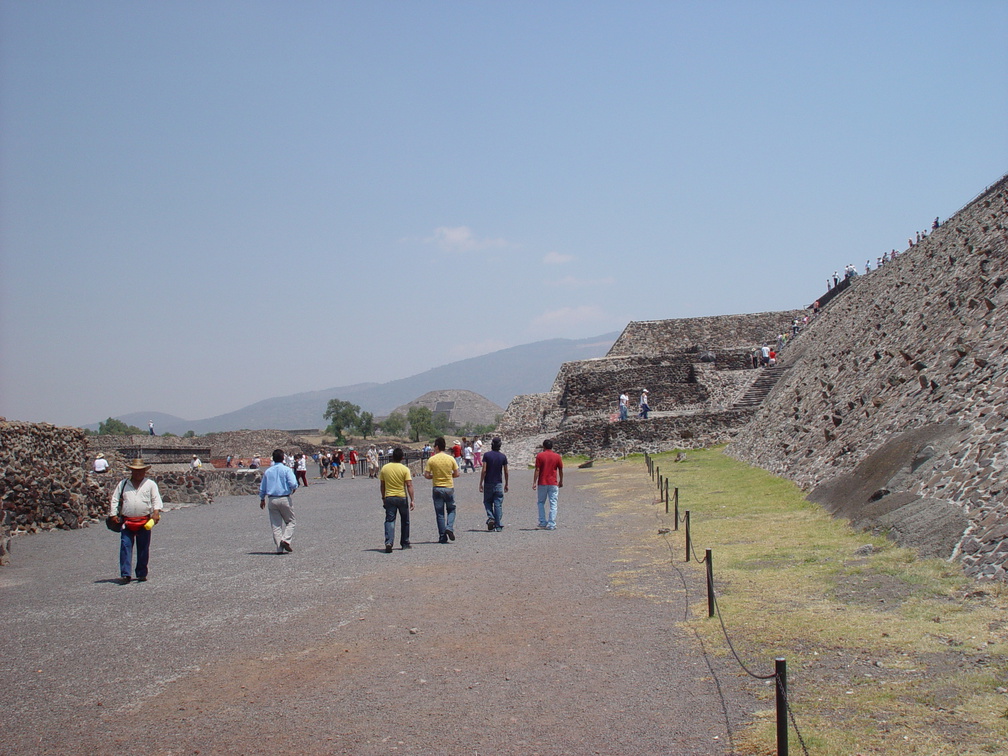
[0, 460, 756, 754]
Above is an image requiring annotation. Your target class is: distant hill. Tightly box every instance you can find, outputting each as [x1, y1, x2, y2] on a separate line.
[101, 333, 618, 434]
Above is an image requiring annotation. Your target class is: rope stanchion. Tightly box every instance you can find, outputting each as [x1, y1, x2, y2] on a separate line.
[706, 548, 714, 618]
[776, 658, 788, 756]
[685, 510, 691, 562]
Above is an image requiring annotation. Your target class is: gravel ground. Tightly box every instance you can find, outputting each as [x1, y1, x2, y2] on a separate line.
[0, 462, 757, 754]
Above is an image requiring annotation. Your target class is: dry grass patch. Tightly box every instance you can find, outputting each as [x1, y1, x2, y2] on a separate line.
[588, 449, 1008, 755]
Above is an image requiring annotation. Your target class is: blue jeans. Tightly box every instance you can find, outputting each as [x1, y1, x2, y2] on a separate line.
[384, 496, 410, 547]
[536, 485, 559, 528]
[432, 487, 456, 536]
[120, 526, 151, 579]
[483, 482, 504, 528]
[619, 405, 628, 420]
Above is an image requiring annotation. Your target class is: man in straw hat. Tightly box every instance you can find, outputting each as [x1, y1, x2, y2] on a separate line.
[109, 458, 163, 585]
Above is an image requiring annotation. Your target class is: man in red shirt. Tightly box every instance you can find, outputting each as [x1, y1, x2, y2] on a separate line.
[533, 439, 563, 530]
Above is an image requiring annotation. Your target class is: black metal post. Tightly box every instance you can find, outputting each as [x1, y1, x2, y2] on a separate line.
[776, 657, 788, 756]
[664, 479, 669, 514]
[706, 548, 714, 618]
[656, 467, 660, 491]
[685, 510, 691, 562]
[673, 487, 679, 530]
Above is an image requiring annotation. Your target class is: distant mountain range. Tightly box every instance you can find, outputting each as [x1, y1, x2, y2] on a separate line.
[99, 333, 619, 435]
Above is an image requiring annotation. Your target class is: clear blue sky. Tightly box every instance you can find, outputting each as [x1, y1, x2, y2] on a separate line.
[2, 1, 1005, 427]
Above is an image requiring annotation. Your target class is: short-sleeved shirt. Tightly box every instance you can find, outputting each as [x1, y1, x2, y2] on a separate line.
[425, 452, 459, 488]
[534, 450, 563, 486]
[110, 477, 164, 518]
[379, 462, 412, 499]
[481, 449, 508, 487]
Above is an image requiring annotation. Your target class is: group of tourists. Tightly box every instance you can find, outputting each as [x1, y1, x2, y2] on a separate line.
[618, 390, 651, 420]
[826, 218, 938, 293]
[377, 436, 562, 551]
[446, 436, 484, 473]
[107, 437, 566, 582]
[313, 447, 360, 480]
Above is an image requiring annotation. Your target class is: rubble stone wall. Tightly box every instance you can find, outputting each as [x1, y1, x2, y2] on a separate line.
[562, 362, 707, 413]
[552, 410, 756, 457]
[609, 311, 806, 357]
[88, 430, 309, 462]
[0, 420, 108, 563]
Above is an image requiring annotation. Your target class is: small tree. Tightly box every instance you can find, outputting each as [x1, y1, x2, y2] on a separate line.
[98, 417, 145, 435]
[355, 411, 375, 439]
[183, 430, 196, 438]
[381, 412, 407, 437]
[432, 411, 453, 436]
[323, 398, 362, 443]
[406, 406, 436, 442]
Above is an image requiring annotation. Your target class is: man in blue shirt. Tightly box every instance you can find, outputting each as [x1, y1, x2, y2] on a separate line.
[259, 448, 298, 553]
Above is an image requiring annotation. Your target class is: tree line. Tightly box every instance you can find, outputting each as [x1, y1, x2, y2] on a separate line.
[323, 399, 498, 443]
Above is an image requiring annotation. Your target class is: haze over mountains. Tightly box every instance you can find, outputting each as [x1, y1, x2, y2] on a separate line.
[100, 333, 619, 435]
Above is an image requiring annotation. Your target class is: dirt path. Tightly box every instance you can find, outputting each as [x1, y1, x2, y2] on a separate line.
[1, 461, 756, 754]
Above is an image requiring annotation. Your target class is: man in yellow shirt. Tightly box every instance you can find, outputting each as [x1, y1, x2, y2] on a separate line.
[379, 447, 415, 552]
[423, 436, 460, 544]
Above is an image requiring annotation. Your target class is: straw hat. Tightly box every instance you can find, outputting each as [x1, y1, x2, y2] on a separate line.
[126, 458, 151, 471]
[96, 453, 104, 459]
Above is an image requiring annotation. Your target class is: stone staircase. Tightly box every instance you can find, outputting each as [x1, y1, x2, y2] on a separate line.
[735, 366, 788, 409]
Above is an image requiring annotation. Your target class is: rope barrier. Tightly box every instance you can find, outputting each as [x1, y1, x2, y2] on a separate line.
[649, 461, 810, 756]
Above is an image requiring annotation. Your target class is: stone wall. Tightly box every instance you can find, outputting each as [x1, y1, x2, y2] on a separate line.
[552, 410, 756, 457]
[497, 392, 565, 437]
[0, 420, 108, 563]
[0, 422, 283, 565]
[728, 173, 1008, 578]
[87, 430, 312, 468]
[561, 361, 707, 414]
[608, 311, 806, 357]
[92, 468, 263, 508]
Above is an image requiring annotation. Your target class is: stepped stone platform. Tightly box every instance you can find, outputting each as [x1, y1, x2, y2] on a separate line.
[499, 311, 805, 457]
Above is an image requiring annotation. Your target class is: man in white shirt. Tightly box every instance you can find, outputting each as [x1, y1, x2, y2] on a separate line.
[191, 455, 202, 470]
[638, 389, 651, 419]
[109, 458, 163, 584]
[93, 453, 109, 473]
[619, 392, 629, 421]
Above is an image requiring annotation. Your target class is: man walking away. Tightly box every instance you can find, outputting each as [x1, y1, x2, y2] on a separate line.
[259, 448, 298, 553]
[533, 439, 563, 530]
[638, 389, 650, 419]
[424, 436, 460, 543]
[479, 437, 509, 531]
[379, 448, 415, 552]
